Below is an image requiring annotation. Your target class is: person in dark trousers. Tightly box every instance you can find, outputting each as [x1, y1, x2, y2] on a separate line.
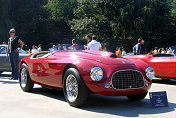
[6, 28, 24, 80]
[136, 39, 146, 55]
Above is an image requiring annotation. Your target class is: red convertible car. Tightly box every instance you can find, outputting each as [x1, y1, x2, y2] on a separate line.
[126, 45, 176, 80]
[19, 49, 154, 107]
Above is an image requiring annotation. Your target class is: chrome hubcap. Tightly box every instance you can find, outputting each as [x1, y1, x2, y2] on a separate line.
[21, 68, 27, 88]
[66, 74, 78, 102]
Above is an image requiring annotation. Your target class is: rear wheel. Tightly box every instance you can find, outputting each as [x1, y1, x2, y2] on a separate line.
[127, 92, 148, 101]
[63, 68, 88, 107]
[0, 71, 3, 74]
[19, 63, 34, 92]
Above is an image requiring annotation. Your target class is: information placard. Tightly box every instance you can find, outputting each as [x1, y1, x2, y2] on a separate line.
[149, 91, 168, 107]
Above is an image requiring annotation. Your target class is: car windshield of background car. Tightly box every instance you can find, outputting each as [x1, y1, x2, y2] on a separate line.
[169, 45, 176, 56]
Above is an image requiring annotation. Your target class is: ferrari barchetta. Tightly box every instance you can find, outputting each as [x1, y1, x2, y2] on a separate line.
[19, 49, 154, 107]
[125, 45, 176, 80]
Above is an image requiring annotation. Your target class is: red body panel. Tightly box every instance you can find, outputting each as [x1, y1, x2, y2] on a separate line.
[19, 51, 152, 96]
[125, 55, 176, 78]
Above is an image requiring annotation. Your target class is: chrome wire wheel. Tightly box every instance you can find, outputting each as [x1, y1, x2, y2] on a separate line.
[66, 74, 78, 102]
[20, 68, 27, 88]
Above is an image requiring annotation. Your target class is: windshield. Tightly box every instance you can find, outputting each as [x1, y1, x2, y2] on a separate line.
[169, 45, 176, 56]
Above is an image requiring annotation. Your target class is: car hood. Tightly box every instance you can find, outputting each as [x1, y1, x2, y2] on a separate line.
[55, 50, 134, 65]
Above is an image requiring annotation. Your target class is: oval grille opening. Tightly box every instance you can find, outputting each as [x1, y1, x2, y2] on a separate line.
[111, 70, 144, 89]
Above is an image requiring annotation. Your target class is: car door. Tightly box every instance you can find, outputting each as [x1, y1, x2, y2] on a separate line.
[28, 54, 65, 88]
[149, 57, 176, 78]
[0, 45, 11, 71]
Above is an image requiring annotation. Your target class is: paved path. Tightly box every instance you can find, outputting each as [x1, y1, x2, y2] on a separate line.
[0, 72, 175, 118]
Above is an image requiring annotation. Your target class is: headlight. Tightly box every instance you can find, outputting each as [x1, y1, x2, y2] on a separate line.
[145, 67, 155, 80]
[90, 67, 103, 81]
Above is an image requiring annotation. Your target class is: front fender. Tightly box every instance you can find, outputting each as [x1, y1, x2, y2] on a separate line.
[128, 59, 150, 71]
[74, 59, 98, 83]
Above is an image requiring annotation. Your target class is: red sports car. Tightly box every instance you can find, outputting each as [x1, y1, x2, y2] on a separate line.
[19, 49, 154, 107]
[125, 45, 176, 80]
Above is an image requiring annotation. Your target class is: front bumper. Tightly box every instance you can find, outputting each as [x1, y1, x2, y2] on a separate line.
[85, 80, 152, 96]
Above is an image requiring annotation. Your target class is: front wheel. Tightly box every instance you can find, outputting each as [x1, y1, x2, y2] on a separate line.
[127, 92, 148, 101]
[19, 63, 34, 92]
[63, 68, 88, 107]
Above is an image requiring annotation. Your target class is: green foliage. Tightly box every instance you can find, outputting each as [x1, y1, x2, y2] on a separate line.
[0, 0, 12, 43]
[0, 0, 175, 52]
[45, 0, 77, 21]
[70, 0, 174, 51]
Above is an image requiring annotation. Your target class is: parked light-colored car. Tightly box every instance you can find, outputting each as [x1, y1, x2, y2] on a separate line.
[0, 45, 30, 74]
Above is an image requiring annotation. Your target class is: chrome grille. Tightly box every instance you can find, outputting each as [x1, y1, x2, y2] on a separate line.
[111, 70, 144, 89]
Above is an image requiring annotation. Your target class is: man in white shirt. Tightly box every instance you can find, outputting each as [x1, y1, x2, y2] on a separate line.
[87, 35, 102, 51]
[38, 44, 42, 52]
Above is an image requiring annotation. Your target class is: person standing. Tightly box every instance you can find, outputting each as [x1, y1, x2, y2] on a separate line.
[38, 44, 42, 52]
[25, 46, 31, 53]
[72, 39, 79, 50]
[115, 47, 121, 57]
[84, 35, 92, 50]
[133, 44, 138, 55]
[87, 35, 102, 51]
[31, 45, 38, 54]
[161, 48, 166, 54]
[2, 41, 7, 45]
[6, 28, 24, 80]
[133, 39, 141, 55]
[85, 35, 92, 45]
[166, 47, 170, 54]
[153, 47, 158, 54]
[136, 39, 146, 55]
[121, 48, 126, 56]
[57, 43, 62, 51]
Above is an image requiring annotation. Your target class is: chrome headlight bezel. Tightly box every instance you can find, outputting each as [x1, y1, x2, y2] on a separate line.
[90, 67, 103, 81]
[145, 67, 155, 80]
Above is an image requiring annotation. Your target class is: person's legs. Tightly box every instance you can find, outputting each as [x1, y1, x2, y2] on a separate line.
[9, 53, 14, 79]
[13, 51, 19, 80]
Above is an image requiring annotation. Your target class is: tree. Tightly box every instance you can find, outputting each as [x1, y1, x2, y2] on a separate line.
[9, 0, 49, 48]
[44, 0, 78, 44]
[0, 0, 175, 52]
[0, 0, 12, 43]
[71, 0, 173, 52]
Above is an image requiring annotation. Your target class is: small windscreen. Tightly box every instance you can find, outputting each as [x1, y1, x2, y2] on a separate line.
[169, 45, 176, 56]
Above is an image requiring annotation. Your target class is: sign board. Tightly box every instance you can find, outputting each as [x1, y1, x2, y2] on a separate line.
[149, 91, 168, 107]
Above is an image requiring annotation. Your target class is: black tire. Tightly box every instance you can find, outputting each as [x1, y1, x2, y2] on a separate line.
[0, 71, 3, 74]
[19, 63, 34, 92]
[127, 92, 148, 101]
[63, 68, 88, 107]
